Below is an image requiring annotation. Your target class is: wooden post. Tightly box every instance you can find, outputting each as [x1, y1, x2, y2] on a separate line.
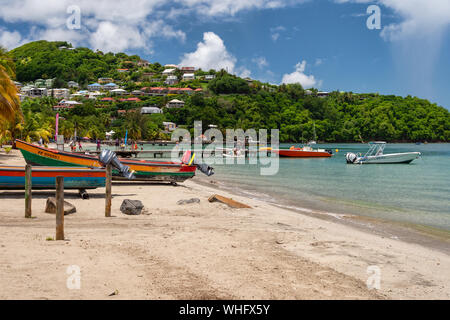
[25, 164, 32, 218]
[105, 164, 112, 217]
[55, 176, 64, 240]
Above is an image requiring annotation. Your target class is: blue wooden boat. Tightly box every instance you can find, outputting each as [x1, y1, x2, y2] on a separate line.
[0, 166, 106, 190]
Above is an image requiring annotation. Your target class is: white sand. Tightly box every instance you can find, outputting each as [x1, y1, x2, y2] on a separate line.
[0, 149, 449, 300]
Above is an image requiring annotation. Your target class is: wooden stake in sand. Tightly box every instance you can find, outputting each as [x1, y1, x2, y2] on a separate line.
[24, 164, 32, 218]
[105, 164, 112, 217]
[208, 194, 252, 209]
[55, 176, 64, 240]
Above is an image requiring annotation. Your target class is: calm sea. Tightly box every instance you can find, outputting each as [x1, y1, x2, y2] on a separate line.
[104, 142, 450, 231]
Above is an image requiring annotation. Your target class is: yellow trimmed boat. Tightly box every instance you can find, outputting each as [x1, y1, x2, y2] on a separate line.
[15, 140, 198, 183]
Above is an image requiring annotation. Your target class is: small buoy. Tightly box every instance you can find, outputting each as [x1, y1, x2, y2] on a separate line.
[335, 149, 339, 153]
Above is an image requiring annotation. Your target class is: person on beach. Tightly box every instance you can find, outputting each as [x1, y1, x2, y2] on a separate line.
[78, 141, 83, 151]
[96, 139, 101, 152]
[115, 138, 120, 150]
[69, 139, 75, 152]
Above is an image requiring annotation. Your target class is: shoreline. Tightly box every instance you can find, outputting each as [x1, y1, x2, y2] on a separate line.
[193, 177, 450, 256]
[0, 149, 449, 299]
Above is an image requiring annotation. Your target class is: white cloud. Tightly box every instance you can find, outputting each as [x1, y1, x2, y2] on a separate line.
[174, 0, 309, 17]
[335, 0, 450, 41]
[314, 58, 323, 66]
[89, 22, 148, 53]
[379, 0, 450, 41]
[0, 29, 26, 49]
[180, 32, 236, 72]
[236, 66, 252, 78]
[337, 0, 450, 100]
[0, 0, 311, 53]
[270, 25, 286, 42]
[252, 56, 269, 69]
[281, 60, 317, 88]
[0, 0, 183, 53]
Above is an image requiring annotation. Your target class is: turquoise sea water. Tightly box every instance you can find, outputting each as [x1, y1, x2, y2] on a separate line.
[100, 142, 450, 231]
[190, 143, 450, 231]
[179, 144, 450, 230]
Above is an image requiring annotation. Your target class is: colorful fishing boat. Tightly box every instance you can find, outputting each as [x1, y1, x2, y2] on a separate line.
[271, 146, 333, 158]
[15, 140, 198, 182]
[0, 166, 105, 190]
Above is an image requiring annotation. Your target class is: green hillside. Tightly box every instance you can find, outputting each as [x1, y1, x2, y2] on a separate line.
[10, 40, 154, 86]
[7, 41, 450, 143]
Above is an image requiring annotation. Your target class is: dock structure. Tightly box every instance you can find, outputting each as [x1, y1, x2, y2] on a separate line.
[73, 149, 270, 159]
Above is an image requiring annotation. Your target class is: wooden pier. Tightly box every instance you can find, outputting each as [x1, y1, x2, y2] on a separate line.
[74, 149, 270, 159]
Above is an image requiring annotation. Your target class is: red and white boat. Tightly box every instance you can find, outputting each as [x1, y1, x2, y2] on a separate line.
[271, 146, 333, 158]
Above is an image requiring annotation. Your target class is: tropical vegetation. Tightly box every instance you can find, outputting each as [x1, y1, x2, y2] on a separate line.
[1, 41, 449, 144]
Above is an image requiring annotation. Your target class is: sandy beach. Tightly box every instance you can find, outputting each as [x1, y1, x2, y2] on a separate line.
[0, 148, 449, 300]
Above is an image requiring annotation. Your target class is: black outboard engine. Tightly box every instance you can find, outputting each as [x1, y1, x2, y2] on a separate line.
[196, 162, 215, 177]
[99, 149, 135, 179]
[346, 152, 358, 164]
[181, 151, 214, 177]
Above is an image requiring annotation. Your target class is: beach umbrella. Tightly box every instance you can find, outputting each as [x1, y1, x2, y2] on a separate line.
[124, 130, 128, 145]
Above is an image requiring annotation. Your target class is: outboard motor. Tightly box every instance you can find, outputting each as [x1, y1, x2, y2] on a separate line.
[346, 152, 358, 164]
[99, 149, 135, 179]
[181, 151, 215, 177]
[196, 162, 215, 177]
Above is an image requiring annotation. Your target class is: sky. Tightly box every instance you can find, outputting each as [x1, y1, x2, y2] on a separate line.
[0, 0, 449, 109]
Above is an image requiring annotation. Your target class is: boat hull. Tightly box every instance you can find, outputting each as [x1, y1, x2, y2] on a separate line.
[273, 149, 332, 158]
[15, 140, 197, 182]
[355, 152, 421, 164]
[0, 166, 105, 189]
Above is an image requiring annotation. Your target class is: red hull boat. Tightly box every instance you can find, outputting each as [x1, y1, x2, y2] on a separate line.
[272, 146, 333, 158]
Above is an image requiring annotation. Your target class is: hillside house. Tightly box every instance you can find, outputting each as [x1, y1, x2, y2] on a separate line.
[98, 78, 114, 84]
[162, 69, 176, 76]
[141, 106, 163, 114]
[45, 79, 55, 88]
[104, 83, 119, 91]
[317, 91, 330, 98]
[163, 122, 177, 132]
[68, 81, 79, 88]
[166, 99, 185, 109]
[138, 60, 150, 67]
[165, 75, 178, 85]
[88, 83, 102, 91]
[182, 73, 195, 81]
[53, 100, 82, 110]
[110, 88, 128, 96]
[34, 79, 45, 87]
[28, 87, 47, 98]
[164, 64, 178, 69]
[181, 67, 195, 74]
[47, 88, 70, 100]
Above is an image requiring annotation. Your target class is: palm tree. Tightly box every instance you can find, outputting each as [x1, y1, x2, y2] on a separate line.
[0, 46, 21, 122]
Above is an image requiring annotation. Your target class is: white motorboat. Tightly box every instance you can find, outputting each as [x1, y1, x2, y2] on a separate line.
[346, 142, 421, 164]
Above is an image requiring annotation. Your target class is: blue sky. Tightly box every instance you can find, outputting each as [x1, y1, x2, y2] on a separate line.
[0, 0, 449, 109]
